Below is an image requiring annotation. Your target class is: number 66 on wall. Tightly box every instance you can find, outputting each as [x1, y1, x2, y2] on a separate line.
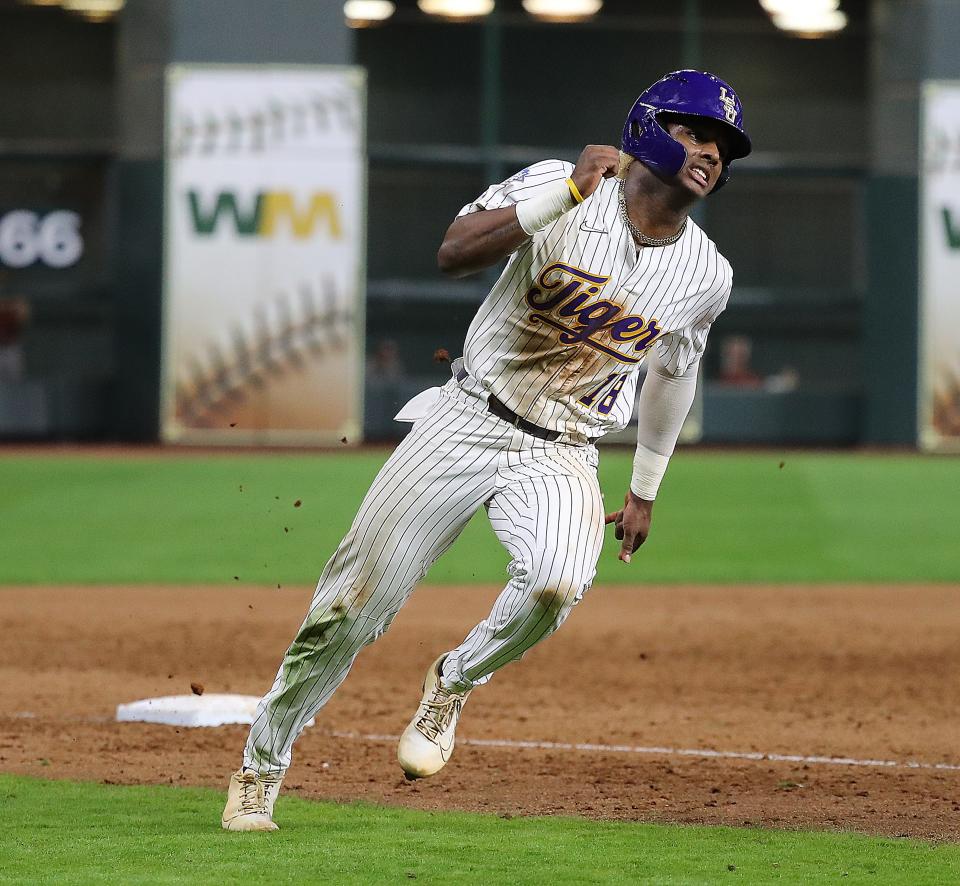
[0, 210, 84, 269]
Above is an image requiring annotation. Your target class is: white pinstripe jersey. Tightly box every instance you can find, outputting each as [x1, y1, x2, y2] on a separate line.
[457, 159, 733, 439]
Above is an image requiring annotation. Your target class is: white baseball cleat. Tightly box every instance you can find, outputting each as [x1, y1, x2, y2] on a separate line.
[221, 768, 284, 831]
[397, 655, 471, 779]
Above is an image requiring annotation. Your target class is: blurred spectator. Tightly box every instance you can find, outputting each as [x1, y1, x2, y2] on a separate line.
[0, 297, 28, 381]
[765, 366, 800, 393]
[718, 334, 762, 387]
[367, 338, 404, 379]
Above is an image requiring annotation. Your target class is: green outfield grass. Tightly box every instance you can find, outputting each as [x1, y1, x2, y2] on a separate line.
[3, 775, 958, 885]
[0, 451, 957, 586]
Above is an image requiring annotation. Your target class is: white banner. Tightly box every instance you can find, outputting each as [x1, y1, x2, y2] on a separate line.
[161, 65, 365, 444]
[920, 82, 960, 451]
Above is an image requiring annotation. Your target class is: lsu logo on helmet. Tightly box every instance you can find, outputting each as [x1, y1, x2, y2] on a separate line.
[718, 86, 738, 125]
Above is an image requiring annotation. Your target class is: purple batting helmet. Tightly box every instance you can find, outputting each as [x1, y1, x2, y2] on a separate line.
[621, 70, 752, 193]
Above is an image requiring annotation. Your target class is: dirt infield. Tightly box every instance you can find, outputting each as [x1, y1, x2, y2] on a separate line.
[1, 583, 959, 840]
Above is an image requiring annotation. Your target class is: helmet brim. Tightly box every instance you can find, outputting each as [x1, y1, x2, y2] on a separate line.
[655, 110, 752, 162]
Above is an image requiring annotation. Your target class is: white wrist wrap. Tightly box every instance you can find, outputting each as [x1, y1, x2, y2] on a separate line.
[515, 180, 577, 235]
[630, 442, 670, 501]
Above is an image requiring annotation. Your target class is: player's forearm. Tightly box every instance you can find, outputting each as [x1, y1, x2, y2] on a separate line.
[437, 208, 531, 278]
[631, 352, 700, 499]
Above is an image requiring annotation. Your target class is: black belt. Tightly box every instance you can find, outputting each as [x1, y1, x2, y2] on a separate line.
[456, 366, 567, 443]
[486, 394, 563, 442]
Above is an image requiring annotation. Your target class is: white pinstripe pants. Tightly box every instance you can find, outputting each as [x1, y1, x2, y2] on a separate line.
[244, 379, 606, 774]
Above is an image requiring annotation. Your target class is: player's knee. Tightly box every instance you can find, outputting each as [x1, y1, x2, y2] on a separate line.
[288, 605, 353, 657]
[531, 579, 581, 616]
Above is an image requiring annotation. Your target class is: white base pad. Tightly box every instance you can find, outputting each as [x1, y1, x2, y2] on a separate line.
[116, 694, 315, 729]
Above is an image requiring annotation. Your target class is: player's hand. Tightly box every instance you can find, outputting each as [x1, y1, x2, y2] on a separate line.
[604, 491, 654, 564]
[570, 145, 621, 201]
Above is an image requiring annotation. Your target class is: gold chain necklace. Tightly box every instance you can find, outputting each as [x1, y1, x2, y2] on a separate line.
[617, 180, 686, 247]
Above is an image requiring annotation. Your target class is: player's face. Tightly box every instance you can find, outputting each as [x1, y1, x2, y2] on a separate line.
[665, 117, 730, 196]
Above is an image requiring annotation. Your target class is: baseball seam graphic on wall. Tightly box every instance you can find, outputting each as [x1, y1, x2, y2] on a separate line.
[161, 65, 366, 445]
[920, 81, 960, 452]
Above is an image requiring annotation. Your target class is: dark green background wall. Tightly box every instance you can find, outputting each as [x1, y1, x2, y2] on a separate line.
[2, 0, 954, 446]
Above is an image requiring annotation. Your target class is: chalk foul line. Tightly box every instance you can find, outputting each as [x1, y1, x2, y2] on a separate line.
[10, 713, 958, 773]
[330, 731, 960, 773]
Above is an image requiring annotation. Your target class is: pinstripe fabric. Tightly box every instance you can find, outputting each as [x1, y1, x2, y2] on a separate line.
[443, 444, 604, 693]
[243, 380, 605, 775]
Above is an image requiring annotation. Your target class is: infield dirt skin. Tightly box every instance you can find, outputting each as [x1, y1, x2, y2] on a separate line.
[1, 583, 958, 840]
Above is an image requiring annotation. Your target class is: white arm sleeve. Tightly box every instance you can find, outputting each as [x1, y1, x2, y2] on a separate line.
[456, 160, 574, 217]
[631, 348, 700, 500]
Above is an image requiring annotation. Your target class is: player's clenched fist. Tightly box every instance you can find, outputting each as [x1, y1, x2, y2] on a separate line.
[569, 145, 621, 201]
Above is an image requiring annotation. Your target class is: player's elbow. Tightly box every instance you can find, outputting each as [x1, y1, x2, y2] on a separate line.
[437, 238, 472, 278]
[436, 239, 457, 275]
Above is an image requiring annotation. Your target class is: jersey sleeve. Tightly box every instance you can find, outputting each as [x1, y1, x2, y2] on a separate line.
[653, 257, 733, 376]
[457, 160, 575, 217]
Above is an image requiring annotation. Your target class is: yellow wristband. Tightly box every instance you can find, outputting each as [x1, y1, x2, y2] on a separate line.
[565, 177, 585, 204]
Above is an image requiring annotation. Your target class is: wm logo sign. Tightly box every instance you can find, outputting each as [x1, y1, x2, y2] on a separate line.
[187, 190, 343, 239]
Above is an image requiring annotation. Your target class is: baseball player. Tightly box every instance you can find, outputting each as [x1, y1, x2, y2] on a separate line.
[222, 70, 751, 831]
